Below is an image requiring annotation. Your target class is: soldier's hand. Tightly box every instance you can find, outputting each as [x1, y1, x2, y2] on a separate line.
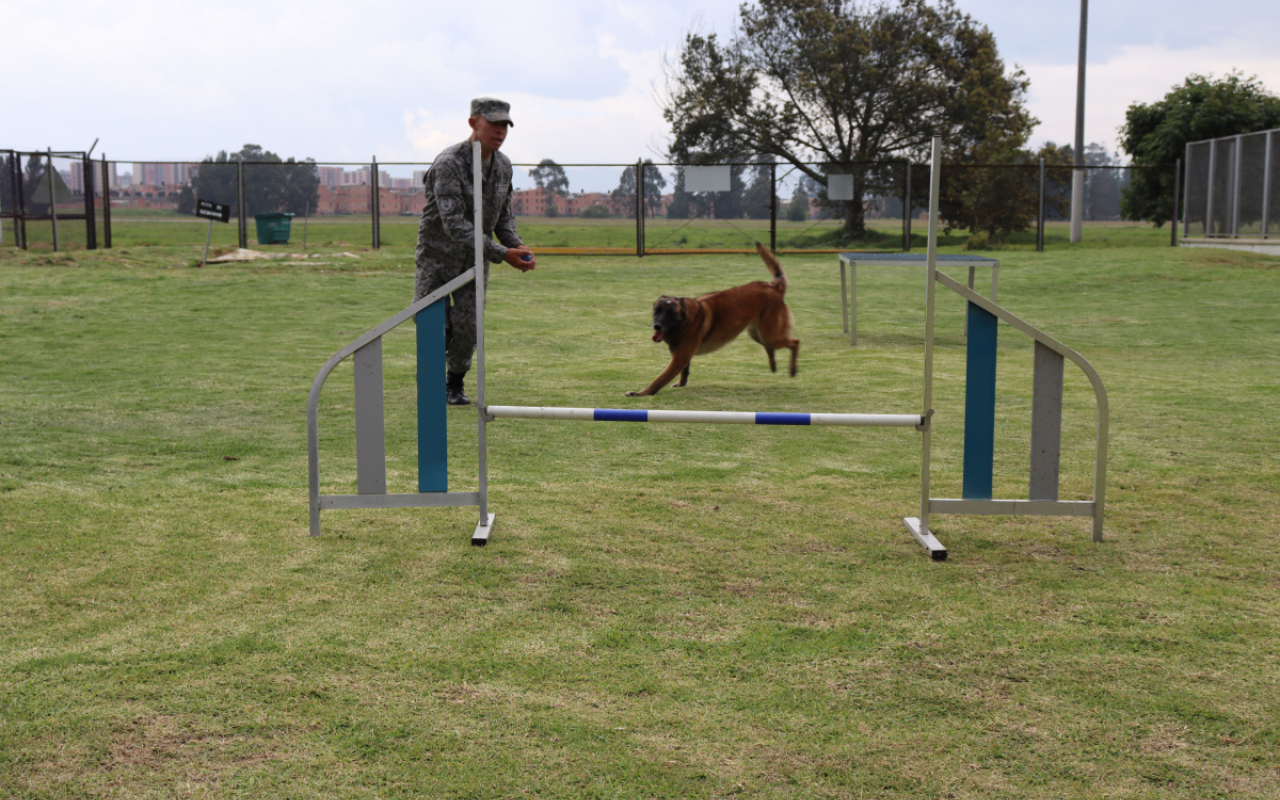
[504, 246, 536, 271]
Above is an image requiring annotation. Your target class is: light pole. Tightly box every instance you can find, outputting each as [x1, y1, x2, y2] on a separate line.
[1070, 0, 1088, 243]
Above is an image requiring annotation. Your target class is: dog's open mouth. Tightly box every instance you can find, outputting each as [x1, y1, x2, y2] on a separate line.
[652, 329, 665, 343]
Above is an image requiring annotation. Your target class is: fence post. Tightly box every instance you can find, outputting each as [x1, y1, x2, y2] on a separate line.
[100, 156, 112, 249]
[47, 149, 60, 252]
[635, 159, 643, 257]
[1183, 142, 1191, 239]
[237, 157, 247, 249]
[371, 156, 381, 249]
[1171, 159, 1180, 247]
[770, 162, 777, 253]
[83, 154, 97, 250]
[1037, 157, 1046, 252]
[1263, 132, 1273, 238]
[4, 154, 14, 248]
[1205, 140, 1217, 236]
[902, 161, 911, 251]
[16, 154, 28, 250]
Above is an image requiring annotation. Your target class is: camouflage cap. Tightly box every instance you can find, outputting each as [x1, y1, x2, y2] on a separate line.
[470, 97, 514, 126]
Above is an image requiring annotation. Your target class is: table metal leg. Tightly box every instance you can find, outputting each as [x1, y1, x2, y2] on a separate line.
[840, 262, 848, 335]
[850, 263, 858, 346]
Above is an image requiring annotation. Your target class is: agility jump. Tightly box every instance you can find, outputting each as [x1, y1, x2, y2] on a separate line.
[307, 137, 1109, 560]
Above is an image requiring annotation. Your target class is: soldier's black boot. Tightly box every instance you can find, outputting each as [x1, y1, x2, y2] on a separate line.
[446, 371, 471, 405]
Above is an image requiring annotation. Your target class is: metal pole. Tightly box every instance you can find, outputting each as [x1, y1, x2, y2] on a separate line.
[3, 154, 11, 247]
[472, 140, 493, 544]
[16, 153, 27, 250]
[902, 161, 912, 252]
[83, 155, 97, 250]
[1037, 157, 1046, 252]
[1070, 0, 1088, 244]
[202, 220, 212, 266]
[1231, 135, 1242, 238]
[47, 149, 60, 252]
[1205, 141, 1217, 236]
[919, 137, 942, 548]
[302, 200, 309, 250]
[237, 157, 247, 248]
[1171, 159, 1181, 246]
[100, 155, 112, 249]
[371, 156, 380, 249]
[769, 162, 778, 252]
[1263, 132, 1273, 238]
[635, 159, 643, 257]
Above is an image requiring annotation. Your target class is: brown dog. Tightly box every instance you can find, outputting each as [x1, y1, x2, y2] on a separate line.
[626, 242, 799, 397]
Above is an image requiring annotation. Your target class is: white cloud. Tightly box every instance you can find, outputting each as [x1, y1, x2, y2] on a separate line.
[1025, 40, 1280, 157]
[9, 0, 1280, 167]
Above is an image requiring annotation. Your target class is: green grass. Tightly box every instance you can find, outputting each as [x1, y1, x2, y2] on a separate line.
[2, 240, 1279, 798]
[10, 212, 1177, 252]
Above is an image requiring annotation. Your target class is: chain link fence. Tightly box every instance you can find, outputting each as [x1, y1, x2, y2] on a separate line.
[3, 150, 1179, 254]
[1182, 128, 1277, 239]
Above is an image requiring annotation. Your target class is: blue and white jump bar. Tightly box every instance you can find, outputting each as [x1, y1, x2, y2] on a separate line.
[486, 406, 923, 428]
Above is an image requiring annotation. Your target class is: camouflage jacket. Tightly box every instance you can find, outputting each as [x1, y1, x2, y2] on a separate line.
[416, 139, 523, 266]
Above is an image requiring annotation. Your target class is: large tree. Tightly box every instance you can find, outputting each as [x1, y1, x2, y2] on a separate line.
[741, 157, 776, 220]
[177, 144, 320, 217]
[1120, 72, 1280, 226]
[530, 159, 570, 215]
[932, 142, 1073, 240]
[612, 160, 669, 217]
[660, 0, 1035, 236]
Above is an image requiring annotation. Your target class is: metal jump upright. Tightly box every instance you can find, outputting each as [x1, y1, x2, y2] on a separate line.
[308, 141, 493, 545]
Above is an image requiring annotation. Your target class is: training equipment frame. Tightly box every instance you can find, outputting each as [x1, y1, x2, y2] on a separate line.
[307, 138, 1109, 559]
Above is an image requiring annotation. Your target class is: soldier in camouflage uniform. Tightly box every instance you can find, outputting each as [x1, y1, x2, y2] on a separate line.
[415, 97, 536, 405]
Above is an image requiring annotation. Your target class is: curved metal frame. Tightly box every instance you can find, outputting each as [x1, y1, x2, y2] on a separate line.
[929, 271, 1108, 543]
[307, 269, 477, 537]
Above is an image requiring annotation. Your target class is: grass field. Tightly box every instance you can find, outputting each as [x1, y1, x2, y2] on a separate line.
[10, 211, 1176, 253]
[2, 240, 1279, 798]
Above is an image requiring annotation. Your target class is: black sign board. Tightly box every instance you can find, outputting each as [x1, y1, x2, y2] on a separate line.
[196, 199, 231, 223]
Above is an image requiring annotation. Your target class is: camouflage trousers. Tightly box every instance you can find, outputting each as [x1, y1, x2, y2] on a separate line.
[414, 256, 490, 375]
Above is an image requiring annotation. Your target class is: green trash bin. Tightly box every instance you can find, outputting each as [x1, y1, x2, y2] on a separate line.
[254, 212, 294, 245]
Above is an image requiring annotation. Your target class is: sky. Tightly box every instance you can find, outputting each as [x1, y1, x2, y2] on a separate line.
[9, 0, 1280, 168]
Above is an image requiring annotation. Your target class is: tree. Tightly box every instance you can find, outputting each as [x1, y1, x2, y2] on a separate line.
[177, 144, 320, 217]
[787, 181, 808, 222]
[666, 168, 692, 219]
[932, 141, 1073, 241]
[741, 158, 776, 220]
[660, 0, 1035, 237]
[643, 163, 668, 217]
[530, 159, 570, 215]
[20, 156, 75, 215]
[1120, 72, 1280, 226]
[611, 160, 669, 217]
[23, 155, 47, 206]
[1081, 143, 1124, 221]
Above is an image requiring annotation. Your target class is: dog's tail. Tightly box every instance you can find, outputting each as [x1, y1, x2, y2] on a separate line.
[755, 241, 788, 295]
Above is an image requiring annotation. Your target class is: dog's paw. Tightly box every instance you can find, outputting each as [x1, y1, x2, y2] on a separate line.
[624, 390, 642, 397]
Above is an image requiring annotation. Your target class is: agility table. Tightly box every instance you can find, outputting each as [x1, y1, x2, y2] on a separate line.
[838, 252, 999, 345]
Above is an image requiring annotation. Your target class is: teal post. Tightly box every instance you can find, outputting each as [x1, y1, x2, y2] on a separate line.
[417, 302, 448, 492]
[963, 303, 998, 499]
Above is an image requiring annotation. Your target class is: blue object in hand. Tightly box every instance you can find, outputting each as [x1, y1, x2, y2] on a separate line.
[521, 254, 532, 262]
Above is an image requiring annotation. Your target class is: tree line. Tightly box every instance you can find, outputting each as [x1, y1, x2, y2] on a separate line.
[658, 0, 1280, 243]
[175, 144, 320, 217]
